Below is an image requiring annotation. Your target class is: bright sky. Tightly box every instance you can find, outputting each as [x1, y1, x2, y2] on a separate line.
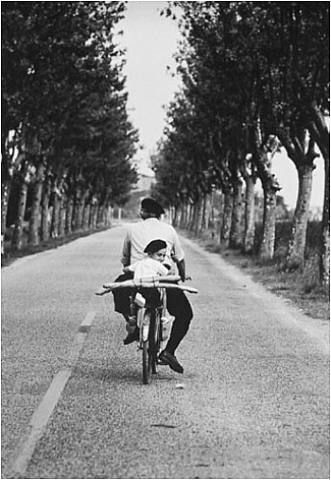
[119, 1, 324, 210]
[120, 1, 179, 172]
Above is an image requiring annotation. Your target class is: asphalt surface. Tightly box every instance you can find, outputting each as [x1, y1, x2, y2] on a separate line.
[1, 225, 330, 479]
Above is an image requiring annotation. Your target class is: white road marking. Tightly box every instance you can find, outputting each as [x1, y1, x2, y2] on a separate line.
[11, 311, 96, 476]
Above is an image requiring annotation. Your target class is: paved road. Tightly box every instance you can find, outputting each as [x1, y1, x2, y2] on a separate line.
[1, 225, 329, 479]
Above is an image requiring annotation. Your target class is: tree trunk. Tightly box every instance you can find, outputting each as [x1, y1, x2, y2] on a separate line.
[259, 186, 278, 261]
[200, 195, 207, 231]
[1, 178, 12, 254]
[58, 196, 66, 238]
[97, 205, 102, 226]
[97, 204, 104, 226]
[73, 188, 87, 231]
[243, 176, 256, 253]
[51, 193, 61, 238]
[96, 204, 102, 226]
[28, 163, 45, 246]
[95, 204, 99, 228]
[216, 191, 224, 245]
[90, 204, 97, 229]
[98, 204, 104, 227]
[12, 172, 29, 251]
[172, 206, 180, 227]
[276, 127, 318, 270]
[183, 204, 189, 229]
[66, 198, 74, 234]
[307, 103, 330, 287]
[320, 152, 330, 287]
[194, 198, 204, 235]
[230, 181, 244, 249]
[252, 132, 281, 261]
[94, 205, 99, 228]
[209, 191, 215, 231]
[188, 203, 194, 230]
[188, 203, 193, 229]
[75, 201, 84, 231]
[220, 189, 233, 248]
[41, 177, 51, 242]
[179, 203, 184, 228]
[106, 205, 112, 227]
[286, 164, 313, 269]
[202, 194, 211, 231]
[188, 203, 196, 231]
[189, 203, 195, 231]
[88, 204, 92, 229]
[83, 204, 90, 230]
[180, 202, 189, 229]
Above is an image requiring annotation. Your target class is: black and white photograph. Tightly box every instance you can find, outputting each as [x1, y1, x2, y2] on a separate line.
[1, 1, 330, 478]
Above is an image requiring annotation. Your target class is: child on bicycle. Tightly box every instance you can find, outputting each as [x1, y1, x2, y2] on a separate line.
[122, 239, 170, 344]
[122, 238, 170, 280]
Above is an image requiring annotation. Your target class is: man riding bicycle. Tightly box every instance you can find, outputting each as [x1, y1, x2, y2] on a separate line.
[113, 197, 193, 374]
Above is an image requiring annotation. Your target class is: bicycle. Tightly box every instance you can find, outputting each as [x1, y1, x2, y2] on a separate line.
[96, 275, 198, 384]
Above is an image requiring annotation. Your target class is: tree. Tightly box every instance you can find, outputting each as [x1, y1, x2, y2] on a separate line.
[156, 1, 329, 277]
[2, 1, 138, 251]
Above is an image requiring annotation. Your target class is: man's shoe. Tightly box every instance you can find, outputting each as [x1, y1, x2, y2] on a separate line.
[123, 328, 139, 345]
[159, 350, 184, 374]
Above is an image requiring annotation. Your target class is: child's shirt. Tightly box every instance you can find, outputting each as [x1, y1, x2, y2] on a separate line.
[127, 257, 169, 280]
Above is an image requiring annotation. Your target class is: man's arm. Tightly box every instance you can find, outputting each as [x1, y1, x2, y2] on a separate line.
[121, 233, 131, 267]
[176, 258, 186, 282]
[171, 228, 186, 281]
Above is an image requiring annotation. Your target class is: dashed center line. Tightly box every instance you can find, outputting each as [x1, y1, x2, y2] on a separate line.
[11, 310, 96, 477]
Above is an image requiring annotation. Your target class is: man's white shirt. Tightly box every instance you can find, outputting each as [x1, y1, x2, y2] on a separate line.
[121, 218, 185, 269]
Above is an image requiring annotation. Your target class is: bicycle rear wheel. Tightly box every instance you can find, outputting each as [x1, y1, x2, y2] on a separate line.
[142, 339, 152, 384]
[151, 309, 162, 374]
[141, 308, 162, 383]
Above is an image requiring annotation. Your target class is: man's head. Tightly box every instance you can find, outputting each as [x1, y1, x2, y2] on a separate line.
[144, 239, 167, 262]
[140, 197, 165, 219]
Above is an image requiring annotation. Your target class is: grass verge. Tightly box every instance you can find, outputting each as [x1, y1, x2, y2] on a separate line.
[181, 229, 329, 322]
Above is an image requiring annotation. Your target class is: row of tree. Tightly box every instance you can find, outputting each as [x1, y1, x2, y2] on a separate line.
[2, 1, 138, 253]
[152, 1, 329, 287]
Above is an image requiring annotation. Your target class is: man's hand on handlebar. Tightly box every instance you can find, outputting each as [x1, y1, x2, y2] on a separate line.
[179, 275, 192, 283]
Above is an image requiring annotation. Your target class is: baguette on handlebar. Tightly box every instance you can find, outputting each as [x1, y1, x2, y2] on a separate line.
[96, 277, 198, 296]
[103, 274, 180, 289]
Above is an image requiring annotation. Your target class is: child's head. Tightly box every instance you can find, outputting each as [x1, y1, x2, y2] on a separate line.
[144, 239, 167, 262]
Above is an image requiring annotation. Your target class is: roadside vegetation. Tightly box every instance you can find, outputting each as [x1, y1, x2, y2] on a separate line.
[180, 217, 329, 321]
